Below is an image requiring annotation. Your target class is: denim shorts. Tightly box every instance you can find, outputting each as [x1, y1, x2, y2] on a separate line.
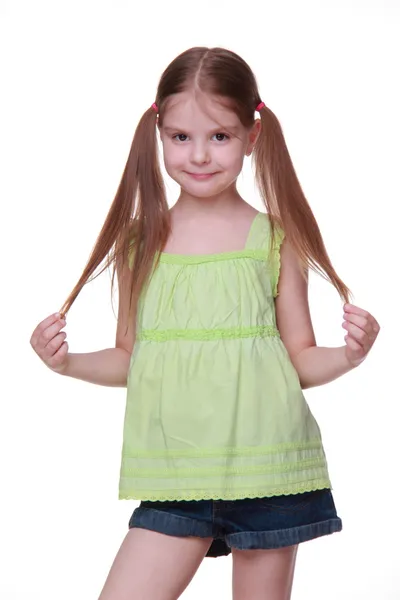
[128, 488, 342, 558]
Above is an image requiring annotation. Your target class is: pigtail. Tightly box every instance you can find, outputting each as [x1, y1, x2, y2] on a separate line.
[253, 103, 353, 304]
[58, 105, 171, 326]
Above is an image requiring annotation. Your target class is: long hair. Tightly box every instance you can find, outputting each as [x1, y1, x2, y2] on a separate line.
[58, 46, 352, 329]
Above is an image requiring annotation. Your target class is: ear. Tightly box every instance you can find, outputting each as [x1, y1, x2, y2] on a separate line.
[245, 119, 261, 156]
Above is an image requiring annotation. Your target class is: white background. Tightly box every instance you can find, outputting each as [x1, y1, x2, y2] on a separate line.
[1, 0, 399, 598]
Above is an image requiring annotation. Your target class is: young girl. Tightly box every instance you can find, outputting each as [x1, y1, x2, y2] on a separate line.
[30, 47, 380, 599]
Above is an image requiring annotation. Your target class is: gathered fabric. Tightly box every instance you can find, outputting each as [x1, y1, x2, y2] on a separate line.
[119, 212, 332, 501]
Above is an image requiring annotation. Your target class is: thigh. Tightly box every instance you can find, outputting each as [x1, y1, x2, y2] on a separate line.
[232, 544, 299, 600]
[98, 528, 213, 600]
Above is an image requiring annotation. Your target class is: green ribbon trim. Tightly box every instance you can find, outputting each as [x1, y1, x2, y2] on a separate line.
[136, 324, 280, 342]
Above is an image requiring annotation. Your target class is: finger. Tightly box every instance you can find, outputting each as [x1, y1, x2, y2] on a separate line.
[345, 334, 363, 353]
[344, 335, 367, 366]
[343, 323, 371, 352]
[342, 313, 376, 338]
[35, 319, 67, 353]
[372, 319, 381, 334]
[30, 313, 62, 347]
[48, 341, 69, 370]
[42, 332, 67, 362]
[343, 304, 371, 319]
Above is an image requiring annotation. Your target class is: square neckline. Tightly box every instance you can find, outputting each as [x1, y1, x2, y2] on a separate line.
[159, 211, 264, 261]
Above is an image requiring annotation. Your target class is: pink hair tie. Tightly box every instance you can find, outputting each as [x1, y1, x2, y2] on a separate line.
[151, 102, 159, 113]
[256, 101, 265, 112]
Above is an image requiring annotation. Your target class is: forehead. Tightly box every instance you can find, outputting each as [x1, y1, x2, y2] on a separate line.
[162, 91, 243, 131]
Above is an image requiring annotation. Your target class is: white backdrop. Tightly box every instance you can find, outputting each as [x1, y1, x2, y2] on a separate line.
[1, 0, 398, 598]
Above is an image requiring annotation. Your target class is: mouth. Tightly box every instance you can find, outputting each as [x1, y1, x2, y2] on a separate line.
[185, 172, 218, 180]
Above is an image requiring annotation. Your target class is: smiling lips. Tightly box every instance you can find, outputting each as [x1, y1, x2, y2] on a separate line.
[186, 172, 218, 180]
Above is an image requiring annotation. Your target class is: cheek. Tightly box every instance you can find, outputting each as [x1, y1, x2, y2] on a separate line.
[220, 148, 245, 173]
[162, 144, 186, 171]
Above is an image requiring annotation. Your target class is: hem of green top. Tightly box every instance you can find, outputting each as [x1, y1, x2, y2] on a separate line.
[118, 478, 333, 502]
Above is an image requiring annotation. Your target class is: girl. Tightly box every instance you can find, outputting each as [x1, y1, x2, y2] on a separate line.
[30, 47, 380, 600]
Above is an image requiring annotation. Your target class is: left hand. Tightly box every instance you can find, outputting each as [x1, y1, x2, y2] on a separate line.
[342, 303, 380, 368]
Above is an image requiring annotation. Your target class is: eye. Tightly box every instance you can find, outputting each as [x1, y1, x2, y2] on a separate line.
[212, 133, 229, 142]
[173, 134, 188, 142]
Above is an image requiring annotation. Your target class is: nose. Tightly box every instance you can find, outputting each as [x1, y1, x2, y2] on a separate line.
[190, 141, 211, 165]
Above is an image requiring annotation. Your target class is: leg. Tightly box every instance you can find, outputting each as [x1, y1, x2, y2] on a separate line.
[231, 544, 299, 600]
[98, 528, 213, 600]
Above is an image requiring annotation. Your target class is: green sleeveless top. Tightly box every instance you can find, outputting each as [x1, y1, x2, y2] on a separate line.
[118, 212, 332, 501]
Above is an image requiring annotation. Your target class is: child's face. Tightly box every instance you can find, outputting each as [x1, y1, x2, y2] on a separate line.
[159, 91, 260, 199]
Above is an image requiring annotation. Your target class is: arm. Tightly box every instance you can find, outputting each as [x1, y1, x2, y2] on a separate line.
[61, 259, 136, 387]
[61, 348, 131, 387]
[288, 345, 354, 389]
[274, 238, 355, 389]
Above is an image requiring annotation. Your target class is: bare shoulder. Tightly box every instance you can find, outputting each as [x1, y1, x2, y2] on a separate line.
[274, 237, 316, 362]
[115, 258, 136, 355]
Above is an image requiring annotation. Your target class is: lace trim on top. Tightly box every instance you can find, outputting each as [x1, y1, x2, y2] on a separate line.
[272, 228, 285, 298]
[119, 479, 333, 502]
[136, 324, 280, 342]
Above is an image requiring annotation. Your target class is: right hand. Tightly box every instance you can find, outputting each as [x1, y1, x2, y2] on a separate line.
[30, 313, 69, 374]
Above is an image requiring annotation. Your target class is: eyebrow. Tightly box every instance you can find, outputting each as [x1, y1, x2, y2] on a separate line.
[163, 125, 241, 134]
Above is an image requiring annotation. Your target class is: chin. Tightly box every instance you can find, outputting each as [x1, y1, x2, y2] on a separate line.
[180, 183, 230, 198]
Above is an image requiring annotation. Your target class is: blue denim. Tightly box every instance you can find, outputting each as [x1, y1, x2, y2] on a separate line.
[128, 488, 342, 558]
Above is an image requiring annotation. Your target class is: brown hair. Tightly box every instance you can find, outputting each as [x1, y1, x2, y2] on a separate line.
[59, 46, 352, 328]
